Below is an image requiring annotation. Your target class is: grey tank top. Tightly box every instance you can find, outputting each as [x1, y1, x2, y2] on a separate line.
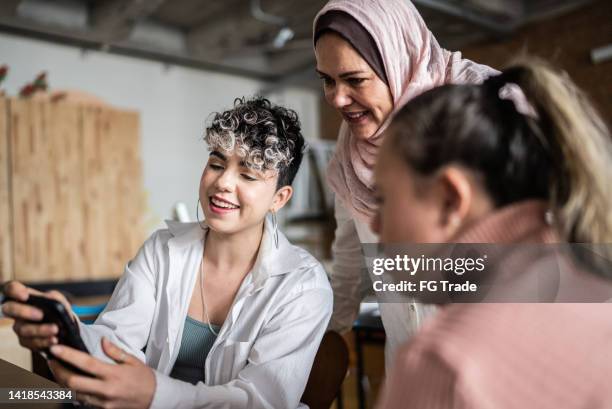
[169, 316, 220, 385]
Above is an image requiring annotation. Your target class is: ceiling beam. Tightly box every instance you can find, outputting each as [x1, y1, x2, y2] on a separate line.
[91, 0, 167, 43]
[412, 0, 519, 32]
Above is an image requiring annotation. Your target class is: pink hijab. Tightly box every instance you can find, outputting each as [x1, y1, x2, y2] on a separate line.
[315, 0, 498, 224]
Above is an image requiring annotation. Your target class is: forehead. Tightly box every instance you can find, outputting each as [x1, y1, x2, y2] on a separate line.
[315, 33, 371, 73]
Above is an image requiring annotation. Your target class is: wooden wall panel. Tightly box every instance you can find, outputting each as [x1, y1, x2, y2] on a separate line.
[82, 106, 108, 280]
[105, 109, 144, 277]
[11, 99, 50, 282]
[82, 106, 144, 280]
[0, 98, 12, 283]
[8, 99, 144, 283]
[47, 102, 85, 282]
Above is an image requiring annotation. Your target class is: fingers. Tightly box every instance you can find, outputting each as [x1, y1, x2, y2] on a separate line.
[14, 321, 58, 337]
[101, 337, 139, 366]
[76, 392, 106, 408]
[2, 301, 44, 321]
[50, 345, 110, 378]
[44, 290, 72, 311]
[48, 360, 106, 395]
[20, 336, 58, 350]
[3, 281, 30, 302]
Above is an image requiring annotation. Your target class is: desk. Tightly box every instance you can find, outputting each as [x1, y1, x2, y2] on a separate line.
[0, 358, 71, 408]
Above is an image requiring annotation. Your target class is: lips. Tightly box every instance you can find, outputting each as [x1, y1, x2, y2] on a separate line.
[209, 195, 240, 213]
[342, 110, 369, 124]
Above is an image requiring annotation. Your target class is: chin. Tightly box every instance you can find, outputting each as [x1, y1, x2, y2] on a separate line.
[350, 124, 378, 141]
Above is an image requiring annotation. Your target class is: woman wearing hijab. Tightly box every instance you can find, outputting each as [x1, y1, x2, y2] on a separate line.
[313, 0, 498, 364]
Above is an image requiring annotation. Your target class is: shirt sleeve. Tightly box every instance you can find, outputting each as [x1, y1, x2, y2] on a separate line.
[327, 197, 368, 333]
[150, 273, 333, 409]
[375, 344, 464, 409]
[77, 230, 161, 363]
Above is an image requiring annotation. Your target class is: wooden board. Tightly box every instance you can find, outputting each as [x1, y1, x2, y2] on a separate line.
[81, 105, 145, 280]
[10, 98, 45, 282]
[81, 105, 108, 280]
[0, 98, 12, 283]
[10, 99, 144, 283]
[104, 108, 144, 278]
[9, 99, 84, 282]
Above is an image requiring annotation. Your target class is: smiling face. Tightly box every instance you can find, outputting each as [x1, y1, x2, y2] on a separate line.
[200, 150, 292, 236]
[315, 33, 393, 141]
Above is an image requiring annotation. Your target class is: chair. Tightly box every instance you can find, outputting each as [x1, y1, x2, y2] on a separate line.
[301, 330, 349, 409]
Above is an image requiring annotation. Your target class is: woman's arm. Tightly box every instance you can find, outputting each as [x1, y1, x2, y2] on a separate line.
[78, 230, 163, 363]
[328, 197, 368, 333]
[150, 282, 333, 409]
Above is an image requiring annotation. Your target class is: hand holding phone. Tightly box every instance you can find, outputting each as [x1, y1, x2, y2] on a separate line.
[1, 282, 92, 376]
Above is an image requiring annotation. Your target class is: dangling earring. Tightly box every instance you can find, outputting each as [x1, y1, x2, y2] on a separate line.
[196, 198, 206, 231]
[271, 210, 279, 249]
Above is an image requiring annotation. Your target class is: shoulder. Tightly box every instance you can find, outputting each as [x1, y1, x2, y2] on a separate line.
[280, 243, 332, 296]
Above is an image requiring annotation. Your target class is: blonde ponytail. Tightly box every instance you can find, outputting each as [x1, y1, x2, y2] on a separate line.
[508, 58, 612, 246]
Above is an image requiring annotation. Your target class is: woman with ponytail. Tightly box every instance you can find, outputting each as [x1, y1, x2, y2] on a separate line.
[373, 58, 612, 408]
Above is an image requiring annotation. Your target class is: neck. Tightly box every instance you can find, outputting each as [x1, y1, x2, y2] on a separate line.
[204, 222, 264, 275]
[454, 200, 555, 243]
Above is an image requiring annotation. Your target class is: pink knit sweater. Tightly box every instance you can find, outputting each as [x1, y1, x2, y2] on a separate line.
[376, 201, 612, 409]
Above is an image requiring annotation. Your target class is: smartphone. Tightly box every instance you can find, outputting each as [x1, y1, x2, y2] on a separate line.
[3, 294, 92, 376]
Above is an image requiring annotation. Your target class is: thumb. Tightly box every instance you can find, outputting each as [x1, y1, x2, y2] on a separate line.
[101, 337, 139, 366]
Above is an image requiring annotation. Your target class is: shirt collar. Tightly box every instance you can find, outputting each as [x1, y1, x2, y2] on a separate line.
[164, 215, 300, 285]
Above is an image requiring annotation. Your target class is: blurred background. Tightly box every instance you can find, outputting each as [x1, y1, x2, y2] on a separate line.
[0, 0, 609, 407]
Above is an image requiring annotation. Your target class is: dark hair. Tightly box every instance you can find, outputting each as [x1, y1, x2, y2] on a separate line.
[205, 96, 305, 189]
[388, 58, 612, 248]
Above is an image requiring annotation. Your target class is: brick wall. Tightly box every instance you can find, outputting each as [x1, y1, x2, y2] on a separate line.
[460, 0, 611, 127]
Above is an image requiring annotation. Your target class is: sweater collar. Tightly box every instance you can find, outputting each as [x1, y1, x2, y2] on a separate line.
[454, 200, 557, 244]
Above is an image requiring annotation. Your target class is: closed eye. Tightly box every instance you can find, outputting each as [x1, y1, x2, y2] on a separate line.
[318, 75, 334, 87]
[241, 173, 257, 181]
[209, 163, 224, 170]
[347, 77, 366, 86]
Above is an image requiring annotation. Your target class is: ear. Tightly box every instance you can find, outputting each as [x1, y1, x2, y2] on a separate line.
[270, 185, 293, 212]
[436, 166, 473, 235]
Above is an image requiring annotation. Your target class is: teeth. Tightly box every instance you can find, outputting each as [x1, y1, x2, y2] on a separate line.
[346, 112, 366, 119]
[211, 197, 238, 209]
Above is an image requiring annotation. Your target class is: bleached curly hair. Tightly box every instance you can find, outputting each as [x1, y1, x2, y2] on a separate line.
[204, 96, 305, 188]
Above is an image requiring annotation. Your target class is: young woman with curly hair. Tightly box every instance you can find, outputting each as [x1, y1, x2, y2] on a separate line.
[3, 96, 333, 409]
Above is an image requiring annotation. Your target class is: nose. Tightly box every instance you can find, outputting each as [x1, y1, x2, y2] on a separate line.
[214, 169, 236, 192]
[327, 84, 352, 110]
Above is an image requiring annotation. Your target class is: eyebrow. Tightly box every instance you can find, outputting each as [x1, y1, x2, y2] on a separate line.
[316, 69, 367, 78]
[210, 151, 226, 161]
[210, 150, 253, 170]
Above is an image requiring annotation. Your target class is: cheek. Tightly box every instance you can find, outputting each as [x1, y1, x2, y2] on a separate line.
[237, 184, 274, 214]
[379, 197, 442, 243]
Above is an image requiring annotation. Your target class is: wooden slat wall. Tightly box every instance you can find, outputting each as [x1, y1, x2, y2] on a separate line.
[10, 99, 45, 282]
[106, 109, 144, 277]
[8, 99, 144, 283]
[0, 98, 12, 283]
[82, 106, 108, 280]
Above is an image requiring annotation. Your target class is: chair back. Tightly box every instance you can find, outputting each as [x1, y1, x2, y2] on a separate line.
[301, 331, 349, 409]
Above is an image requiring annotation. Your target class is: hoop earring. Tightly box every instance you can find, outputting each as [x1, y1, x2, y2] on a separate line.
[196, 198, 206, 231]
[271, 210, 279, 249]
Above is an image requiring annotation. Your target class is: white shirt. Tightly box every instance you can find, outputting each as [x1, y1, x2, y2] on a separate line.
[328, 198, 437, 370]
[78, 217, 333, 409]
